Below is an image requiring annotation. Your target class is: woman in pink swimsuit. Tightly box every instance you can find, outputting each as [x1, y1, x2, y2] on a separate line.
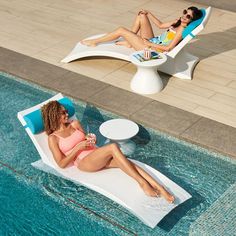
[41, 101, 174, 203]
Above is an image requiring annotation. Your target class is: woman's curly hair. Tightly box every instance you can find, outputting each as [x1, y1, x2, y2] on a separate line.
[41, 101, 63, 135]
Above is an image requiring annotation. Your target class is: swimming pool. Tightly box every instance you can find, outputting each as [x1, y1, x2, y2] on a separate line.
[0, 72, 235, 235]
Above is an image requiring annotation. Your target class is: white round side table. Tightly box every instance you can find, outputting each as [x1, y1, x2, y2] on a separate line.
[130, 51, 167, 94]
[99, 119, 139, 156]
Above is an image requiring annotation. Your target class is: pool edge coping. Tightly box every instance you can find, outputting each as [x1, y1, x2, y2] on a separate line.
[1, 46, 236, 160]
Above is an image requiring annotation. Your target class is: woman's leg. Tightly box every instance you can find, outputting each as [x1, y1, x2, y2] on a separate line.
[132, 13, 154, 38]
[81, 27, 145, 50]
[78, 143, 158, 197]
[133, 164, 175, 203]
[116, 12, 154, 47]
[107, 157, 174, 203]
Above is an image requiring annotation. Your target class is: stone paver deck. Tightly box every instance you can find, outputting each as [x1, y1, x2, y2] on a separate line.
[0, 0, 236, 158]
[1, 47, 236, 159]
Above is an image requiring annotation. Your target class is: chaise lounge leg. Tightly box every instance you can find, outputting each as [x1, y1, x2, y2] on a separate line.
[159, 49, 199, 80]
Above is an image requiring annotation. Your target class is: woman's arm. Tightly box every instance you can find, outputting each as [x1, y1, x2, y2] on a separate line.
[140, 10, 177, 29]
[48, 135, 89, 168]
[71, 120, 85, 133]
[159, 18, 180, 29]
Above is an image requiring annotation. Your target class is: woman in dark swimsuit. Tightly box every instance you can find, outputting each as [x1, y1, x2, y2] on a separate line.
[81, 7, 202, 53]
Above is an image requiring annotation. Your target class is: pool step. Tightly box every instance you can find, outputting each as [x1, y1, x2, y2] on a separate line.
[189, 183, 236, 236]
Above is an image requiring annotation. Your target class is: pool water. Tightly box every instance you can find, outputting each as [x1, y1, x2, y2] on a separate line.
[0, 72, 235, 236]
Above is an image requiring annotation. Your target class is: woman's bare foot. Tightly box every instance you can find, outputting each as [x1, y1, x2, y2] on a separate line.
[81, 39, 97, 47]
[148, 181, 174, 203]
[159, 187, 175, 203]
[140, 182, 158, 197]
[115, 40, 132, 48]
[154, 188, 160, 197]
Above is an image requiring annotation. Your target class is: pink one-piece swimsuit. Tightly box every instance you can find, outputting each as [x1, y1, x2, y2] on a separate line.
[52, 129, 97, 167]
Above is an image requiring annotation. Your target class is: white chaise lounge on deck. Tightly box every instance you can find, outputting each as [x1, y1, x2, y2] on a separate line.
[61, 7, 211, 80]
[17, 93, 191, 228]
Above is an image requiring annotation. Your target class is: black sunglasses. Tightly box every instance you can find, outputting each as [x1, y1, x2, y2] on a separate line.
[60, 109, 68, 115]
[183, 9, 193, 20]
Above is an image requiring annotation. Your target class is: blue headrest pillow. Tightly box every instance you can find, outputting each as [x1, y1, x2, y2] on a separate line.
[182, 9, 206, 38]
[23, 97, 75, 134]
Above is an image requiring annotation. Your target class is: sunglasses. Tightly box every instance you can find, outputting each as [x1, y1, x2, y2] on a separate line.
[183, 9, 193, 20]
[60, 109, 68, 115]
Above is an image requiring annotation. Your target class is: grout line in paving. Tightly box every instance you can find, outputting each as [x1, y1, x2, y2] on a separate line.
[128, 99, 155, 119]
[179, 116, 203, 136]
[101, 61, 131, 81]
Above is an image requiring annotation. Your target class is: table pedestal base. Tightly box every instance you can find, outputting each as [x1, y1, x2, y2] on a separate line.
[130, 66, 163, 94]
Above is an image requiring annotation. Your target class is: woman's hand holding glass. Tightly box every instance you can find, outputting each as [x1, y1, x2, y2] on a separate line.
[74, 134, 96, 151]
[75, 138, 95, 152]
[86, 133, 96, 147]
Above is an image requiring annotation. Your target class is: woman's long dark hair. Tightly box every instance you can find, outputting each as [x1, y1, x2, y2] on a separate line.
[172, 6, 203, 28]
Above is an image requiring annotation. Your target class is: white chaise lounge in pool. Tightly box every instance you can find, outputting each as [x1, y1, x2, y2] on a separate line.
[17, 93, 191, 228]
[61, 7, 211, 80]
